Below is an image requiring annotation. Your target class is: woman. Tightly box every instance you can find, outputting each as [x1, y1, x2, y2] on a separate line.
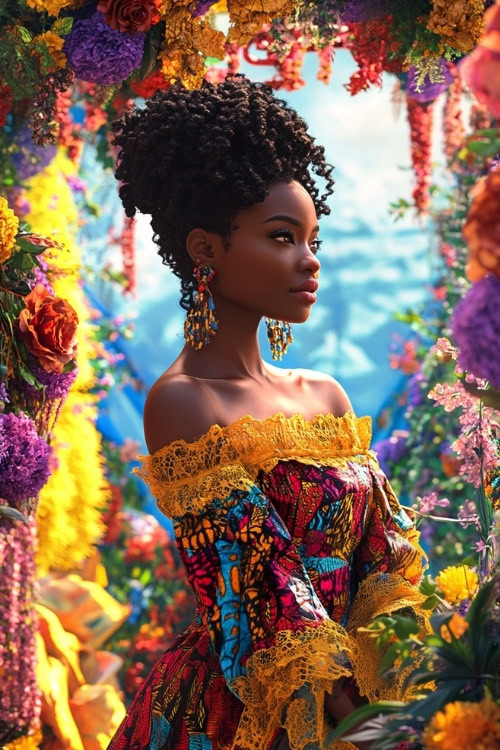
[108, 75, 427, 750]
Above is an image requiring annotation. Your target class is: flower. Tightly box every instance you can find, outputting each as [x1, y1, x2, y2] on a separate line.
[440, 612, 469, 643]
[413, 492, 450, 515]
[26, 0, 75, 16]
[31, 31, 67, 70]
[462, 170, 500, 282]
[63, 11, 145, 85]
[18, 284, 78, 374]
[0, 411, 50, 504]
[451, 274, 500, 388]
[97, 0, 162, 34]
[21, 359, 78, 402]
[130, 69, 171, 98]
[435, 565, 479, 604]
[0, 196, 19, 264]
[459, 1, 500, 119]
[10, 126, 57, 180]
[407, 58, 454, 103]
[372, 430, 409, 475]
[422, 696, 500, 750]
[427, 0, 485, 54]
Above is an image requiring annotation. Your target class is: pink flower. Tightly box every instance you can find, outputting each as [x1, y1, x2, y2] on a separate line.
[414, 491, 450, 514]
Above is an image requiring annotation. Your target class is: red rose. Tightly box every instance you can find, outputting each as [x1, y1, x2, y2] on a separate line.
[97, 0, 161, 34]
[18, 284, 78, 374]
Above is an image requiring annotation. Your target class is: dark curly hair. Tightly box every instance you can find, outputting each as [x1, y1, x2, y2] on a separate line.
[111, 74, 335, 311]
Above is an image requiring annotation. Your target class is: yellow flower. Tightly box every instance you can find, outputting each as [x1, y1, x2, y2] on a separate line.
[32, 30, 67, 69]
[0, 195, 19, 264]
[26, 0, 76, 17]
[435, 565, 479, 604]
[422, 697, 500, 750]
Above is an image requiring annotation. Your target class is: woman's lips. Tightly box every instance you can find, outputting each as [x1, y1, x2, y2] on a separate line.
[290, 290, 317, 304]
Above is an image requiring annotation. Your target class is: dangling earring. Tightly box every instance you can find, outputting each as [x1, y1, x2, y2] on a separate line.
[184, 262, 219, 349]
[265, 318, 293, 361]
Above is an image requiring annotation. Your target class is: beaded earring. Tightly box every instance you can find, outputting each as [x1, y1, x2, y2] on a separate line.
[265, 318, 293, 361]
[184, 262, 219, 349]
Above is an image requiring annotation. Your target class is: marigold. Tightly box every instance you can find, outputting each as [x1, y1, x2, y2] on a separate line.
[435, 565, 479, 604]
[32, 31, 67, 69]
[0, 195, 19, 264]
[26, 0, 76, 17]
[422, 697, 500, 750]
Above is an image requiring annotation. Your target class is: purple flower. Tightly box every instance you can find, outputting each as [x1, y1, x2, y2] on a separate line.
[64, 11, 145, 85]
[407, 58, 454, 103]
[22, 361, 77, 402]
[407, 371, 426, 407]
[0, 412, 50, 505]
[10, 126, 57, 180]
[372, 430, 409, 475]
[30, 262, 55, 295]
[192, 0, 219, 16]
[452, 274, 500, 388]
[341, 0, 395, 23]
[0, 382, 9, 405]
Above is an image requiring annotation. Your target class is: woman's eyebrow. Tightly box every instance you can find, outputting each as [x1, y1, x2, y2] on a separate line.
[263, 214, 320, 232]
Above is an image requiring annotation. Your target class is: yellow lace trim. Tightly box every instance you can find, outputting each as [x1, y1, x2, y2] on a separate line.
[229, 619, 355, 750]
[132, 410, 373, 517]
[347, 572, 431, 703]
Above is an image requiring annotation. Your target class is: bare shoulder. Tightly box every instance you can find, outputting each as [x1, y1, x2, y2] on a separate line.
[144, 374, 219, 453]
[295, 368, 354, 417]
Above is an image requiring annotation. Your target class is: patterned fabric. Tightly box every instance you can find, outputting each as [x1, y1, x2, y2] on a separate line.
[108, 411, 428, 750]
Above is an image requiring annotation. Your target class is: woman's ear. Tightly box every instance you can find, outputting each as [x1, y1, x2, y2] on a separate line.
[186, 228, 225, 267]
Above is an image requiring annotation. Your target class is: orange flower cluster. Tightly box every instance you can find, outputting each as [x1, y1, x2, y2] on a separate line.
[463, 169, 500, 282]
[18, 283, 78, 373]
[427, 0, 485, 54]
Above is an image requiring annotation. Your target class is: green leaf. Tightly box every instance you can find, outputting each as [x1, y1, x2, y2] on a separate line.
[419, 575, 437, 596]
[422, 595, 439, 610]
[380, 641, 403, 673]
[138, 22, 164, 81]
[0, 506, 28, 523]
[17, 26, 33, 43]
[16, 237, 48, 255]
[51, 17, 73, 36]
[393, 617, 420, 640]
[459, 553, 479, 567]
[19, 364, 36, 386]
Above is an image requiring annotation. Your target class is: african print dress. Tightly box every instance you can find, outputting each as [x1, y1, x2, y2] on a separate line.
[108, 410, 428, 750]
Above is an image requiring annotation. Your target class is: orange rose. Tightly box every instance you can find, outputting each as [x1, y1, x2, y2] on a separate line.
[462, 170, 500, 281]
[97, 0, 161, 34]
[18, 284, 78, 373]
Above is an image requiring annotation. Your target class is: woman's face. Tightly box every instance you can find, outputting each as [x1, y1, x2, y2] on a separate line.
[210, 180, 322, 324]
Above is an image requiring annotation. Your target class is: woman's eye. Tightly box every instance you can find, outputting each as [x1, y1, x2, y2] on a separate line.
[271, 229, 295, 244]
[310, 239, 323, 254]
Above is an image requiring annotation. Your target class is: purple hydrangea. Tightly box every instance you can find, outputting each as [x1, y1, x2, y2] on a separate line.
[64, 11, 145, 85]
[21, 361, 78, 402]
[452, 274, 500, 388]
[192, 0, 219, 16]
[372, 430, 409, 475]
[407, 58, 454, 103]
[30, 260, 55, 295]
[0, 412, 50, 505]
[10, 126, 57, 180]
